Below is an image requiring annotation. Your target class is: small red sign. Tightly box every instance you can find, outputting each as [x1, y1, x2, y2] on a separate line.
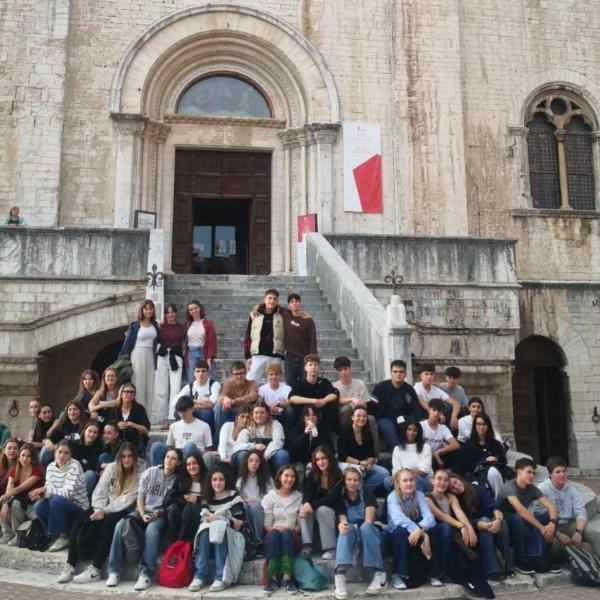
[297, 214, 318, 242]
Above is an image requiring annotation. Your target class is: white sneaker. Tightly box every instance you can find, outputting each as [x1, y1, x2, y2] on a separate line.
[6, 535, 18, 547]
[429, 577, 443, 587]
[188, 577, 206, 592]
[134, 573, 152, 591]
[209, 580, 228, 592]
[47, 536, 70, 552]
[106, 572, 120, 587]
[56, 565, 76, 584]
[391, 574, 407, 590]
[321, 549, 335, 560]
[366, 571, 387, 594]
[334, 573, 348, 600]
[73, 565, 101, 584]
[0, 533, 14, 544]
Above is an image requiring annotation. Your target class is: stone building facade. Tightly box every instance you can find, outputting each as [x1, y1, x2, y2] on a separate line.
[1, 1, 600, 468]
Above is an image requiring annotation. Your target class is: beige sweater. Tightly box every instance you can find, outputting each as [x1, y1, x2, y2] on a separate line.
[261, 489, 302, 529]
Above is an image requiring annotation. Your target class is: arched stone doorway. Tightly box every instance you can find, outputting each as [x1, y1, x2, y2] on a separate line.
[109, 4, 340, 273]
[512, 335, 571, 464]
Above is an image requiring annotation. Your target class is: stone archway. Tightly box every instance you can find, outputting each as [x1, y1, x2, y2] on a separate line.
[109, 4, 341, 272]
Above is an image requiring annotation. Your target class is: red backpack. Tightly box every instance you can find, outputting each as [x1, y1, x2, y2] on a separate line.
[157, 540, 193, 588]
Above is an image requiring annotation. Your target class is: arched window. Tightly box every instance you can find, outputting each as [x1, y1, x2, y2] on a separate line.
[526, 93, 596, 210]
[176, 75, 271, 118]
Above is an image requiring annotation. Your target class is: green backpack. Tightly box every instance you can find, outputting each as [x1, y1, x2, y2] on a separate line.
[293, 554, 329, 591]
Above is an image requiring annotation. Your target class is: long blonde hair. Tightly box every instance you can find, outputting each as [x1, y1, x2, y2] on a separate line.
[393, 468, 421, 521]
[113, 442, 138, 496]
[90, 367, 119, 406]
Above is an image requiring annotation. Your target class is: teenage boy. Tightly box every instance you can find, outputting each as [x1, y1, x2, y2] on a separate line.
[149, 395, 214, 467]
[333, 355, 379, 449]
[537, 456, 590, 558]
[169, 360, 221, 432]
[497, 457, 561, 574]
[414, 364, 460, 430]
[457, 397, 504, 444]
[419, 399, 460, 470]
[288, 354, 339, 437]
[371, 360, 418, 450]
[439, 366, 469, 415]
[258, 361, 292, 432]
[244, 288, 284, 382]
[216, 361, 259, 435]
[282, 293, 317, 386]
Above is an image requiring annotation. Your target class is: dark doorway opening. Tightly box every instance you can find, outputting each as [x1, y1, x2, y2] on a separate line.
[172, 149, 271, 274]
[192, 198, 250, 274]
[512, 336, 570, 464]
[91, 341, 122, 377]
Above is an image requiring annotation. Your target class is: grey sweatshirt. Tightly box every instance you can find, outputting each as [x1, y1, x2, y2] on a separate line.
[137, 466, 177, 512]
[92, 461, 140, 514]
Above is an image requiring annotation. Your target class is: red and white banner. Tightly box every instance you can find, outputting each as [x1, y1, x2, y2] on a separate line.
[343, 122, 382, 213]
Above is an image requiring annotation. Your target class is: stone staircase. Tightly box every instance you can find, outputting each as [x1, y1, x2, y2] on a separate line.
[164, 274, 370, 383]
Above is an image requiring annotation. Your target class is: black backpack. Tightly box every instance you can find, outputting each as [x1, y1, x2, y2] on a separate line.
[121, 514, 146, 565]
[18, 519, 48, 552]
[76, 515, 100, 561]
[566, 544, 600, 587]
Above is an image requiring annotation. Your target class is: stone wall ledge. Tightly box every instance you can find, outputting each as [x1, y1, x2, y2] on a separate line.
[0, 275, 145, 283]
[519, 279, 600, 287]
[511, 208, 600, 219]
[365, 280, 522, 289]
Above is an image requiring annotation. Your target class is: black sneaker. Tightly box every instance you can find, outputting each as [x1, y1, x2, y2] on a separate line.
[515, 565, 535, 576]
[264, 577, 278, 593]
[488, 572, 507, 582]
[282, 579, 297, 594]
[506, 570, 516, 578]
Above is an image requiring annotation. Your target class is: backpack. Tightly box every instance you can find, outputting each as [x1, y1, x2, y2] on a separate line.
[157, 540, 193, 588]
[293, 554, 328, 591]
[121, 514, 145, 565]
[110, 354, 133, 385]
[566, 544, 600, 587]
[406, 543, 429, 588]
[17, 518, 48, 552]
[76, 515, 99, 561]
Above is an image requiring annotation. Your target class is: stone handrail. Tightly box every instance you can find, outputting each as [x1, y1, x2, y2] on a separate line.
[305, 233, 411, 383]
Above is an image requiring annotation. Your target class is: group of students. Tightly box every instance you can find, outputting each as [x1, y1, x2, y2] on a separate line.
[0, 290, 594, 595]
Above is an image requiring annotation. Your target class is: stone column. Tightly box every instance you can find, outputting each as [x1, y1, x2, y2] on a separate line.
[143, 120, 171, 216]
[111, 113, 147, 228]
[554, 128, 570, 209]
[386, 295, 413, 382]
[310, 124, 340, 234]
[507, 126, 531, 209]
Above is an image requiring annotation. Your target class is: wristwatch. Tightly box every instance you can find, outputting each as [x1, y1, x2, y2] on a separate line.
[549, 518, 558, 525]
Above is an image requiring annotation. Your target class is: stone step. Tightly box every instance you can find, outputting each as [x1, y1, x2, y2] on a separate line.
[172, 305, 334, 316]
[0, 543, 567, 593]
[167, 275, 317, 283]
[216, 335, 354, 346]
[165, 286, 323, 296]
[214, 347, 358, 359]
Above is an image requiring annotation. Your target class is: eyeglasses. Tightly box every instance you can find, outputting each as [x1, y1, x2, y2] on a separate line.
[123, 389, 136, 394]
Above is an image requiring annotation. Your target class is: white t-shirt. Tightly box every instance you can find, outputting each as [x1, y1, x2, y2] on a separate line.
[419, 419, 453, 452]
[258, 382, 292, 414]
[457, 415, 504, 444]
[414, 382, 450, 403]
[166, 418, 212, 451]
[391, 443, 433, 478]
[333, 379, 370, 404]
[187, 320, 206, 347]
[136, 324, 157, 348]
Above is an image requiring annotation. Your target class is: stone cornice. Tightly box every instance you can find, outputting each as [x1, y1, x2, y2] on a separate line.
[278, 122, 340, 148]
[110, 113, 170, 141]
[164, 114, 286, 128]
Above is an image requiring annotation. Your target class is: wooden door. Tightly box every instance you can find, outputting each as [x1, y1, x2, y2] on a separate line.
[512, 364, 538, 460]
[172, 149, 271, 274]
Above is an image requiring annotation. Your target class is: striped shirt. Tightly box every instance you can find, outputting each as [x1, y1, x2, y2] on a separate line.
[44, 458, 89, 510]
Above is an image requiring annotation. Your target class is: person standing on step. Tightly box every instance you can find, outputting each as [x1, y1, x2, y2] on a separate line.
[244, 288, 285, 382]
[281, 293, 317, 387]
[185, 299, 218, 384]
[154, 303, 187, 427]
[119, 300, 160, 418]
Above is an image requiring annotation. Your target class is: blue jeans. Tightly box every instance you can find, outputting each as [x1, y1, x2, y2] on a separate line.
[233, 449, 290, 476]
[33, 496, 85, 537]
[194, 528, 229, 581]
[187, 346, 205, 384]
[476, 519, 512, 573]
[84, 471, 98, 498]
[377, 418, 400, 450]
[384, 474, 431, 494]
[363, 464, 389, 494]
[213, 399, 235, 439]
[504, 511, 550, 568]
[108, 514, 167, 577]
[149, 441, 198, 467]
[336, 522, 383, 570]
[390, 526, 440, 578]
[40, 447, 54, 468]
[428, 522, 453, 578]
[265, 528, 295, 561]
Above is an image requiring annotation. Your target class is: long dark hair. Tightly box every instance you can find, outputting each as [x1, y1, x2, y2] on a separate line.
[310, 445, 342, 487]
[398, 418, 425, 452]
[469, 412, 497, 446]
[186, 299, 206, 321]
[14, 443, 40, 482]
[74, 369, 100, 404]
[0, 438, 20, 478]
[137, 299, 158, 324]
[449, 473, 480, 517]
[180, 450, 208, 492]
[238, 450, 272, 496]
[59, 399, 87, 431]
[203, 466, 233, 504]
